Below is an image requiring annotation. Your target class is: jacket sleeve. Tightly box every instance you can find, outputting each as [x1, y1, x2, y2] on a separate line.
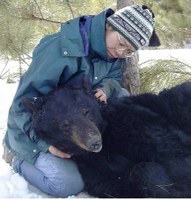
[8, 32, 68, 153]
[96, 59, 123, 99]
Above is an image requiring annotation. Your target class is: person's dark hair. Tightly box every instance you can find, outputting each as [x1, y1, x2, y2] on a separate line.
[142, 5, 160, 47]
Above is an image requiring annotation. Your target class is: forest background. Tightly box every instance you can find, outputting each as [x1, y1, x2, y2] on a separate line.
[0, 0, 191, 92]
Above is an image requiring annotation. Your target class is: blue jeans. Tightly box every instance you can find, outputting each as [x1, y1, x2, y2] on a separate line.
[12, 152, 84, 197]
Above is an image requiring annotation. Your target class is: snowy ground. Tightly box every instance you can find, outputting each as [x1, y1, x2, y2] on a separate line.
[139, 49, 191, 66]
[0, 49, 191, 198]
[0, 82, 51, 198]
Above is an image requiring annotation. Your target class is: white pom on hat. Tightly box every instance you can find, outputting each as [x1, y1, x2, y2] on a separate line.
[107, 5, 156, 50]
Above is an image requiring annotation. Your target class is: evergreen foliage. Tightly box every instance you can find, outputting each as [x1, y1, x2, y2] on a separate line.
[140, 59, 191, 93]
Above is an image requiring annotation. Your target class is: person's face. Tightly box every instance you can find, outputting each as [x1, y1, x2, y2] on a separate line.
[105, 24, 136, 59]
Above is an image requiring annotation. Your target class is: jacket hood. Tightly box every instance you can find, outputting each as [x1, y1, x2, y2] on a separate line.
[90, 9, 114, 62]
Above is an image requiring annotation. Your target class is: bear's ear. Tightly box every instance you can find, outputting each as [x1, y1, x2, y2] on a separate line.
[64, 71, 92, 91]
[22, 96, 45, 113]
[81, 74, 92, 94]
[64, 71, 86, 88]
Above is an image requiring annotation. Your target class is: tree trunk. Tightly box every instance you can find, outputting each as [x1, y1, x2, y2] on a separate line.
[117, 0, 134, 10]
[117, 0, 141, 95]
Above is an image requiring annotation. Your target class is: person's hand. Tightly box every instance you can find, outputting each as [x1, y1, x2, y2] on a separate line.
[94, 88, 107, 104]
[49, 145, 73, 159]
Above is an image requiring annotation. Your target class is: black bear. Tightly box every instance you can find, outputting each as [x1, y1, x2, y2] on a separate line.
[23, 73, 191, 198]
[22, 72, 104, 155]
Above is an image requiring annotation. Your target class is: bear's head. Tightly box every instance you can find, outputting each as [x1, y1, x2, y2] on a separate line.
[22, 72, 103, 155]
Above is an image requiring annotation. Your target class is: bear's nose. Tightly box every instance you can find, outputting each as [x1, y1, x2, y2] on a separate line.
[87, 138, 102, 152]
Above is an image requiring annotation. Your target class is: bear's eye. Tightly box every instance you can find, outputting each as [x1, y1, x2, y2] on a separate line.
[83, 108, 90, 117]
[61, 120, 70, 132]
[64, 120, 69, 126]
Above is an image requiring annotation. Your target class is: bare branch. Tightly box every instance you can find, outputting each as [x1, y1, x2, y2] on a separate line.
[33, 0, 44, 19]
[65, 0, 74, 18]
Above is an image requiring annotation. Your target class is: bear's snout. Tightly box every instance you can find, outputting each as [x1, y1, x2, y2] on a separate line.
[87, 137, 102, 152]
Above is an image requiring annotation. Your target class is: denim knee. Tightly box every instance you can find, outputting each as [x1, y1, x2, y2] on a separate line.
[46, 170, 84, 197]
[35, 152, 84, 197]
[11, 153, 84, 197]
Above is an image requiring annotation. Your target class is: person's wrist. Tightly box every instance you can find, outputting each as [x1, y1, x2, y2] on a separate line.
[49, 145, 72, 158]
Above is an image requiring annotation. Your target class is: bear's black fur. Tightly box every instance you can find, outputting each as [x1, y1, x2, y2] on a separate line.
[23, 73, 191, 198]
[74, 82, 191, 197]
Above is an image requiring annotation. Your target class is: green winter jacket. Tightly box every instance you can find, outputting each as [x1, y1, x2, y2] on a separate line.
[4, 9, 123, 164]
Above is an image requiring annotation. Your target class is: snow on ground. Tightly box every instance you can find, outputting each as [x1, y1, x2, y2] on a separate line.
[0, 49, 191, 198]
[0, 82, 50, 198]
[138, 48, 191, 67]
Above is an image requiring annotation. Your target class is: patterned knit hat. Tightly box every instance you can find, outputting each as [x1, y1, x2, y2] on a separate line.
[107, 5, 156, 50]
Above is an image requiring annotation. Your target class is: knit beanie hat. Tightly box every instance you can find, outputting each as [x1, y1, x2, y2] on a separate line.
[107, 5, 159, 50]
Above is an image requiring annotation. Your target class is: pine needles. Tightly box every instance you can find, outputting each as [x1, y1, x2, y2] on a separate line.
[140, 59, 191, 94]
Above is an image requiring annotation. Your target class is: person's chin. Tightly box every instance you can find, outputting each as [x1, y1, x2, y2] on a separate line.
[107, 51, 114, 59]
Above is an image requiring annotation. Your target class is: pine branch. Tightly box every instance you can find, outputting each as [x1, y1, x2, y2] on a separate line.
[33, 0, 44, 19]
[28, 14, 62, 24]
[65, 0, 74, 18]
[140, 59, 191, 94]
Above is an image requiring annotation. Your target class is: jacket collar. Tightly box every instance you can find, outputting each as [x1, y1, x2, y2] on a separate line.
[60, 9, 115, 61]
[60, 17, 85, 57]
[90, 9, 115, 62]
